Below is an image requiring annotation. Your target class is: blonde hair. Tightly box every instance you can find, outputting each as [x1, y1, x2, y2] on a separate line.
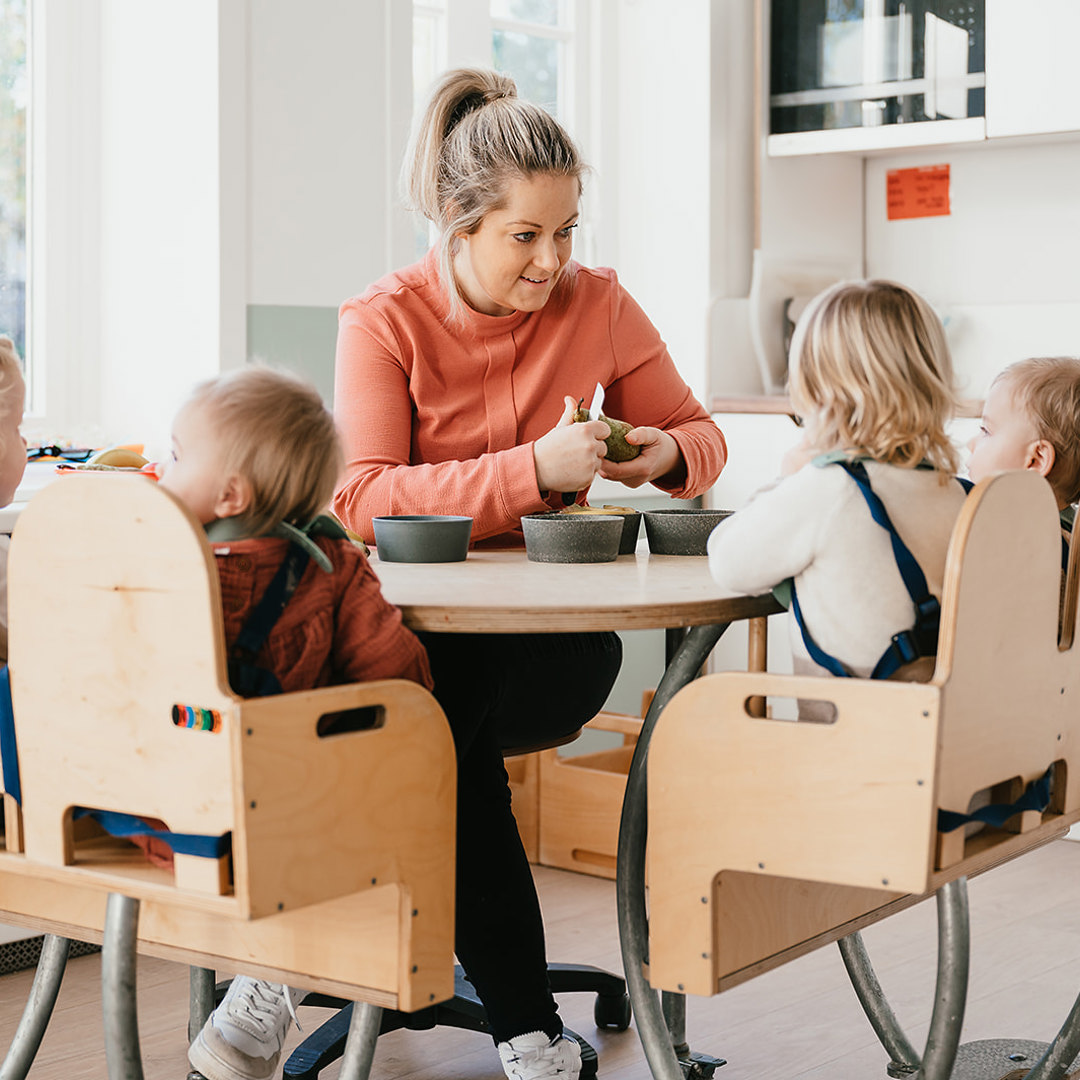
[402, 67, 586, 319]
[186, 366, 343, 536]
[788, 280, 960, 475]
[0, 337, 25, 416]
[996, 356, 1080, 505]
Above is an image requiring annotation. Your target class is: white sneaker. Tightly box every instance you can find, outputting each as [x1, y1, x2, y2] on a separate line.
[187, 977, 303, 1080]
[498, 1031, 582, 1080]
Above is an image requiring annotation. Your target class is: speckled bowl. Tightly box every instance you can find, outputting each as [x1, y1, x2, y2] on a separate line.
[561, 507, 641, 555]
[522, 513, 623, 564]
[372, 515, 473, 563]
[643, 508, 734, 556]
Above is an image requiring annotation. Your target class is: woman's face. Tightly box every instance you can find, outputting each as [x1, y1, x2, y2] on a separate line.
[453, 172, 579, 317]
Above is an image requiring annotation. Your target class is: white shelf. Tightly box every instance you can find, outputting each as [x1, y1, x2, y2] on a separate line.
[767, 116, 986, 157]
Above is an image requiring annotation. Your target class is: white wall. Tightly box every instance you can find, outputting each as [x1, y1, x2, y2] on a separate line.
[610, 0, 712, 406]
[864, 139, 1080, 399]
[96, 0, 225, 457]
[247, 0, 413, 308]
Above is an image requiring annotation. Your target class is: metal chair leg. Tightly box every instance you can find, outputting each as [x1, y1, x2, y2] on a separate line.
[841, 880, 971, 1080]
[1020, 971, 1080, 1080]
[617, 623, 731, 1080]
[188, 966, 216, 1042]
[838, 932, 920, 1076]
[0, 934, 71, 1080]
[918, 877, 970, 1080]
[336, 1002, 383, 1080]
[102, 893, 144, 1080]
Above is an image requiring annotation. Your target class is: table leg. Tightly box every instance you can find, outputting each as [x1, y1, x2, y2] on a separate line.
[617, 622, 731, 1080]
[102, 893, 144, 1080]
[746, 616, 768, 718]
[0, 934, 70, 1080]
[337, 1002, 383, 1080]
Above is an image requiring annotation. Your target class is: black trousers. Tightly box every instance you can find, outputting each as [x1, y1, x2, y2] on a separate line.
[416, 630, 623, 1043]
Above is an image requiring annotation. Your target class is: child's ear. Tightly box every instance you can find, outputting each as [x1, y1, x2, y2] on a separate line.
[1027, 439, 1057, 480]
[214, 473, 253, 520]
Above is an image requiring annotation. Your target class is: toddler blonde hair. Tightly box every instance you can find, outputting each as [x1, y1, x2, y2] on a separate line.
[0, 337, 25, 416]
[995, 356, 1080, 506]
[403, 67, 586, 319]
[788, 280, 960, 475]
[187, 366, 343, 536]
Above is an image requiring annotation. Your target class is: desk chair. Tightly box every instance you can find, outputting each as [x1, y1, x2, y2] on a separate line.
[0, 475, 457, 1080]
[637, 470, 1080, 1080]
[276, 733, 632, 1080]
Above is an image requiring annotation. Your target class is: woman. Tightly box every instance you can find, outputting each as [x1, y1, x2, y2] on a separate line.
[333, 67, 727, 1080]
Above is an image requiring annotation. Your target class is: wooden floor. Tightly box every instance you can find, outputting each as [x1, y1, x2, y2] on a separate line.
[4, 840, 1080, 1079]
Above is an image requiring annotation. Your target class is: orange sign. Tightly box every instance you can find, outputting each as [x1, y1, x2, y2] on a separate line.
[886, 165, 951, 220]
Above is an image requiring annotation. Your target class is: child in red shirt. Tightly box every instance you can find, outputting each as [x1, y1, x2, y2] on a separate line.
[157, 365, 431, 1080]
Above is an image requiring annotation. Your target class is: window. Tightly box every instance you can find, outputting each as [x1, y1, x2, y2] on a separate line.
[0, 0, 28, 368]
[409, 0, 593, 261]
[491, 0, 571, 120]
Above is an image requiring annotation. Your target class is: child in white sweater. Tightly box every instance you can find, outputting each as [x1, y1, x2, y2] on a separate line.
[708, 280, 968, 684]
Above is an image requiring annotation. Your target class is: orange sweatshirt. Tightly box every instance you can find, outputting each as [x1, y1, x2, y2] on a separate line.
[333, 249, 727, 546]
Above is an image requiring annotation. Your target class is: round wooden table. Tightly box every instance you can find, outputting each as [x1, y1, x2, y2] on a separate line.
[372, 547, 783, 1080]
[371, 548, 779, 633]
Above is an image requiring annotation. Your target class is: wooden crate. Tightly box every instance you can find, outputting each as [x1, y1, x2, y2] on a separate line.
[536, 709, 645, 879]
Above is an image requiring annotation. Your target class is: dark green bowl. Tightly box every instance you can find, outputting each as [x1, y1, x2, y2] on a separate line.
[372, 515, 472, 563]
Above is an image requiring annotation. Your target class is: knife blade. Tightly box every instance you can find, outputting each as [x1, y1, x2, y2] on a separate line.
[560, 383, 606, 506]
[588, 382, 605, 420]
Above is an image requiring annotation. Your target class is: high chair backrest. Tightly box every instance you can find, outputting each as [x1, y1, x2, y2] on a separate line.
[4, 474, 457, 933]
[645, 469, 1080, 997]
[8, 475, 236, 871]
[932, 468, 1076, 842]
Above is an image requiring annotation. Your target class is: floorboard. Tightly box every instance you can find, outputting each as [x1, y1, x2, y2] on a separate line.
[2, 841, 1079, 1079]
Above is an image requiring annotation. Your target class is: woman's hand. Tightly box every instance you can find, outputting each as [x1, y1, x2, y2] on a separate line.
[533, 396, 610, 494]
[598, 427, 682, 488]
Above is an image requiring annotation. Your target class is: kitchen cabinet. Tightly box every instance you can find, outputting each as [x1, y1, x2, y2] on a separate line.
[767, 0, 1080, 155]
[985, 0, 1080, 138]
[768, 0, 987, 156]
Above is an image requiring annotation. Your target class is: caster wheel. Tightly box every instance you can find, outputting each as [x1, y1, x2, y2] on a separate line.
[594, 991, 632, 1031]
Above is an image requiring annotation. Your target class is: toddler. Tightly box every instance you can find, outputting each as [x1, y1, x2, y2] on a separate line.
[967, 356, 1080, 520]
[0, 337, 27, 664]
[708, 280, 968, 687]
[156, 366, 432, 1080]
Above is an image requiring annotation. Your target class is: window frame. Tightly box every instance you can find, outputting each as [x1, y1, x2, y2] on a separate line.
[25, 0, 102, 439]
[413, 0, 606, 266]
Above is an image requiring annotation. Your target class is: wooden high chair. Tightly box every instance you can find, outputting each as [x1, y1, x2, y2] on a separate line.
[0, 474, 457, 1079]
[625, 470, 1080, 1080]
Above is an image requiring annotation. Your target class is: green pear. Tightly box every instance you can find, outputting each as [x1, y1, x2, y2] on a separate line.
[572, 397, 641, 461]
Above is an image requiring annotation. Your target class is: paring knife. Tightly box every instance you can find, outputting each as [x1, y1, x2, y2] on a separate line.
[561, 383, 606, 505]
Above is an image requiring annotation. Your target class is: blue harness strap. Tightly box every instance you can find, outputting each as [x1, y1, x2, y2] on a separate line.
[0, 666, 20, 805]
[789, 460, 941, 680]
[937, 766, 1054, 833]
[789, 463, 1056, 833]
[72, 808, 231, 858]
[227, 542, 311, 698]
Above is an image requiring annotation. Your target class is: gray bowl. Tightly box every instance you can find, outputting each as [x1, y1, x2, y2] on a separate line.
[522, 513, 623, 564]
[372, 515, 472, 563]
[562, 507, 641, 555]
[643, 508, 734, 556]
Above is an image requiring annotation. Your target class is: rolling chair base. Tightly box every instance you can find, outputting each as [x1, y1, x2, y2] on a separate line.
[281, 962, 630, 1080]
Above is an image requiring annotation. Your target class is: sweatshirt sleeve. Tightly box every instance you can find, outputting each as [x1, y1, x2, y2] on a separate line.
[331, 542, 433, 690]
[604, 280, 727, 498]
[332, 300, 548, 543]
[707, 469, 831, 596]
